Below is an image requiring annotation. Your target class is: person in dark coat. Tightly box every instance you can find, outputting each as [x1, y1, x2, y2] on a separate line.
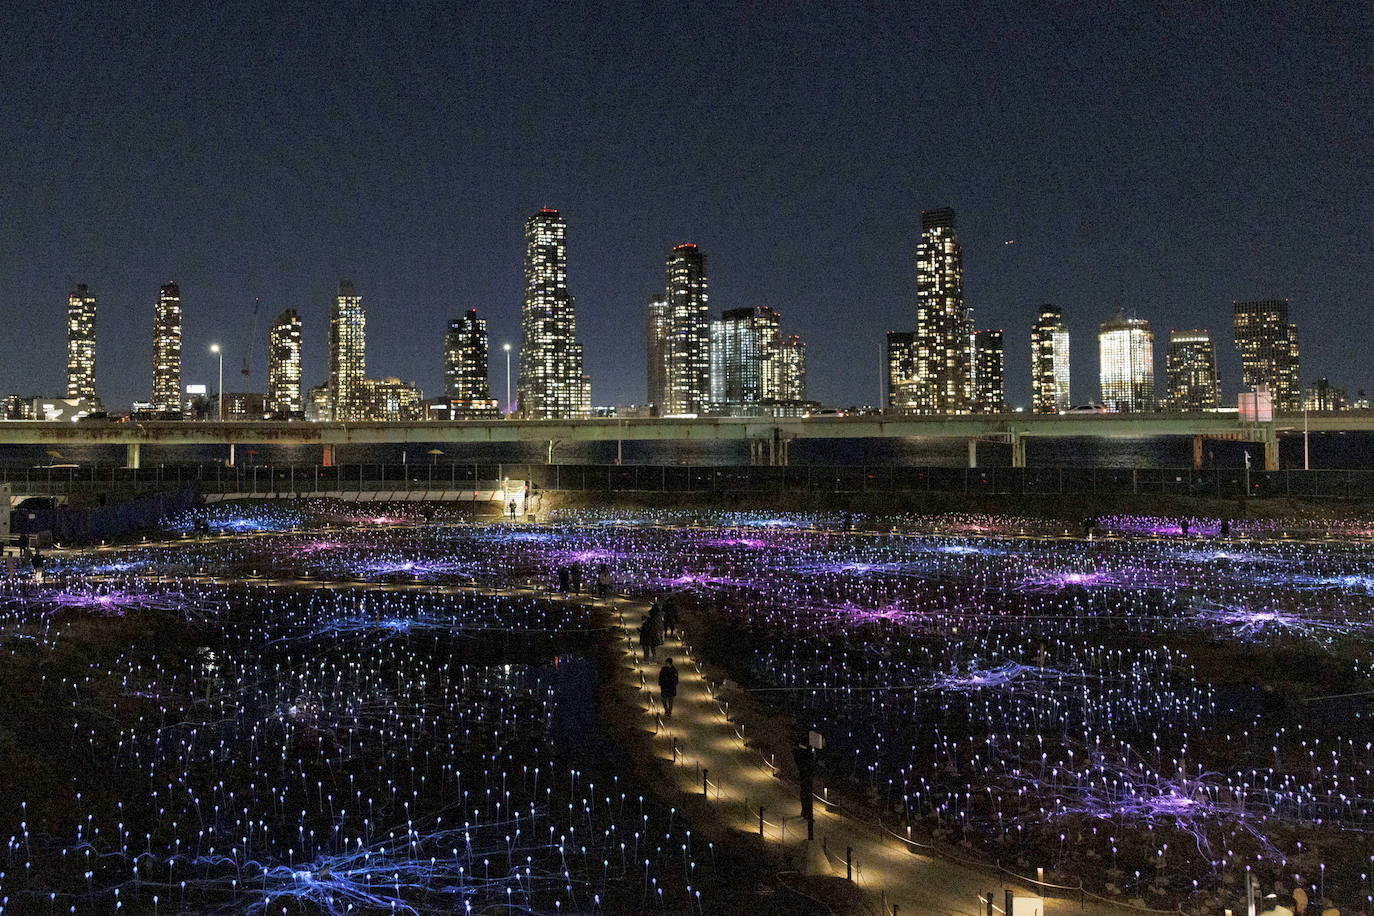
[1220, 518, 1231, 538]
[570, 563, 583, 594]
[557, 566, 571, 593]
[793, 739, 817, 822]
[658, 657, 679, 717]
[661, 594, 679, 638]
[596, 563, 612, 599]
[639, 611, 662, 662]
[31, 549, 45, 585]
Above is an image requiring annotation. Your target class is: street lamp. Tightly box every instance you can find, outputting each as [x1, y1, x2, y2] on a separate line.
[502, 343, 512, 417]
[209, 343, 223, 421]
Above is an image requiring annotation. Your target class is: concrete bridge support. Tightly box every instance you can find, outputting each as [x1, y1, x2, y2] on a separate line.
[126, 442, 140, 469]
[1010, 430, 1027, 468]
[749, 430, 791, 466]
[1261, 428, 1279, 471]
[966, 438, 978, 469]
[321, 443, 337, 467]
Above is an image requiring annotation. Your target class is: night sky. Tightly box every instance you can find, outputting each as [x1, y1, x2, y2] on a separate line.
[1, 2, 1369, 411]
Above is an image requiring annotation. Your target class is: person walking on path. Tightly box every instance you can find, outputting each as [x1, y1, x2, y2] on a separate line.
[557, 565, 571, 593]
[31, 549, 45, 585]
[639, 610, 662, 662]
[508, 500, 518, 521]
[657, 657, 679, 717]
[661, 594, 679, 638]
[793, 738, 817, 824]
[570, 564, 583, 594]
[596, 563, 612, 599]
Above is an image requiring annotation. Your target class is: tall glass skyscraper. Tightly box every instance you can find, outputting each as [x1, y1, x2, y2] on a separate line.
[66, 284, 98, 404]
[1098, 312, 1155, 412]
[267, 308, 303, 418]
[152, 282, 182, 415]
[775, 335, 807, 402]
[914, 207, 975, 414]
[645, 296, 670, 412]
[517, 209, 589, 418]
[1165, 329, 1220, 412]
[663, 244, 710, 415]
[886, 331, 918, 411]
[1233, 299, 1301, 411]
[709, 306, 780, 409]
[1030, 304, 1070, 414]
[973, 329, 1004, 413]
[327, 280, 367, 421]
[444, 308, 497, 418]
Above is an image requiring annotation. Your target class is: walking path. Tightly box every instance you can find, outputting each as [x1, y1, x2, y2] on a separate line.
[605, 595, 1160, 916]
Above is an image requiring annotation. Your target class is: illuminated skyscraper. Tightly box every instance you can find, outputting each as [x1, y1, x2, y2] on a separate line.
[66, 284, 98, 404]
[444, 309, 497, 418]
[775, 335, 807, 402]
[886, 331, 918, 411]
[517, 209, 589, 418]
[663, 244, 710, 415]
[645, 296, 670, 412]
[1165, 329, 1220, 412]
[1098, 312, 1155, 412]
[152, 282, 182, 414]
[267, 309, 303, 418]
[1233, 299, 1301, 411]
[327, 280, 366, 421]
[973, 329, 1004, 413]
[1030, 304, 1070, 413]
[709, 306, 780, 410]
[914, 207, 975, 414]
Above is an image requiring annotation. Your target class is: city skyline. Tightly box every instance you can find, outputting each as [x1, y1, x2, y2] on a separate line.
[15, 216, 1346, 419]
[1, 5, 1365, 414]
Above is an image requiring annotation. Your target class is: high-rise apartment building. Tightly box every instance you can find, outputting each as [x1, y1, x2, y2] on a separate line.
[775, 335, 807, 403]
[152, 282, 183, 415]
[1030, 304, 1070, 414]
[645, 296, 670, 412]
[267, 309, 303, 418]
[973, 329, 1005, 413]
[913, 207, 975, 414]
[364, 377, 424, 421]
[66, 284, 98, 405]
[1305, 378, 1347, 412]
[444, 309, 498, 418]
[663, 244, 711, 415]
[517, 209, 590, 418]
[327, 280, 367, 421]
[1233, 299, 1301, 411]
[1098, 312, 1155, 412]
[1165, 329, 1220, 412]
[886, 331, 918, 411]
[709, 306, 781, 409]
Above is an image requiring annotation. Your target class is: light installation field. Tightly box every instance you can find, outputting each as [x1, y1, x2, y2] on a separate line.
[6, 503, 1374, 913]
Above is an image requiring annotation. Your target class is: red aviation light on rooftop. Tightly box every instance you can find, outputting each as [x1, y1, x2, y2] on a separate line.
[538, 208, 560, 215]
[672, 243, 699, 251]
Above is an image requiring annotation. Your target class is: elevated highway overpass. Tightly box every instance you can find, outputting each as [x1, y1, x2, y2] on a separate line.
[0, 412, 1338, 469]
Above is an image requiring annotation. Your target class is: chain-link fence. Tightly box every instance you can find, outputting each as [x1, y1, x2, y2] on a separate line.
[5, 463, 1374, 500]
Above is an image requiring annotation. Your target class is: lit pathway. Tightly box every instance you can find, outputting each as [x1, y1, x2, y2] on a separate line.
[605, 597, 1164, 916]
